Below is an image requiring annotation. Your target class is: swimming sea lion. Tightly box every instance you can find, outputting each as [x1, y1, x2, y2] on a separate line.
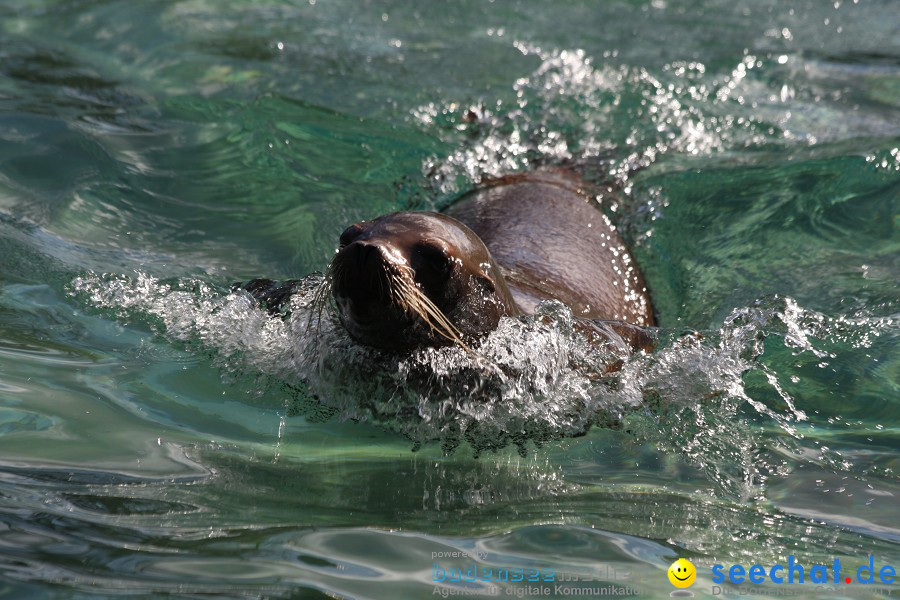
[329, 210, 516, 351]
[242, 169, 654, 352]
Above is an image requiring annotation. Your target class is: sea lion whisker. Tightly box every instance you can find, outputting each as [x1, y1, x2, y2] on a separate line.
[326, 259, 344, 286]
[393, 274, 475, 355]
[377, 262, 389, 300]
[387, 271, 408, 311]
[305, 268, 340, 358]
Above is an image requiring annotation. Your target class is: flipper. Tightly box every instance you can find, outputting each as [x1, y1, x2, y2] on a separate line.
[233, 278, 304, 315]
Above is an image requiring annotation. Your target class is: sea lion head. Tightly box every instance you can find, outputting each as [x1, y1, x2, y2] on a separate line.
[329, 211, 516, 352]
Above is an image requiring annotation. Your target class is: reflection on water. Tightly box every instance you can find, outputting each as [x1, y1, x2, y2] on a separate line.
[0, 0, 898, 597]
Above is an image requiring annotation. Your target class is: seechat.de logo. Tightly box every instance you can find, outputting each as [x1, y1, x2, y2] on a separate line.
[668, 559, 697, 597]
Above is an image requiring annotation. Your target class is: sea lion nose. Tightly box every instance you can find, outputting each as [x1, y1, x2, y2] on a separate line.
[334, 242, 391, 306]
[339, 222, 367, 247]
[352, 242, 378, 268]
[341, 241, 384, 274]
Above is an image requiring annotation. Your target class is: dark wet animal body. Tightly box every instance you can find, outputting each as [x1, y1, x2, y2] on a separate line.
[241, 170, 654, 352]
[444, 172, 653, 326]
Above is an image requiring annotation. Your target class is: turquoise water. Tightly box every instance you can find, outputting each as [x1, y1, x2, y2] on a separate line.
[1, 1, 898, 598]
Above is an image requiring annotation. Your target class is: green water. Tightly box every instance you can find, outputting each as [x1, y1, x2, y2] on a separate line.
[1, 1, 898, 598]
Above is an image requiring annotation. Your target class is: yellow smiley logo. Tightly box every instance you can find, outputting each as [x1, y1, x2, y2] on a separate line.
[668, 559, 696, 588]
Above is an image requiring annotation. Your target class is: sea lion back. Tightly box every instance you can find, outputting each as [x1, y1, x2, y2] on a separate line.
[445, 171, 654, 327]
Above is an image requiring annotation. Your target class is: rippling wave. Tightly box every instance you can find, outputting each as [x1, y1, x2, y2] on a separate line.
[2, 0, 899, 597]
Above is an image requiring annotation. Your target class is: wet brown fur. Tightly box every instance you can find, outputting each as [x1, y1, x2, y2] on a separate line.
[328, 169, 654, 353]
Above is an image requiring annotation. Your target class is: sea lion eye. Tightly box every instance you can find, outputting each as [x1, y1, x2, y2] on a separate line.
[339, 222, 367, 248]
[415, 242, 453, 275]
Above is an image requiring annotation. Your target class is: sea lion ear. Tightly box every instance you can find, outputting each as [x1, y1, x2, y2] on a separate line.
[475, 273, 496, 294]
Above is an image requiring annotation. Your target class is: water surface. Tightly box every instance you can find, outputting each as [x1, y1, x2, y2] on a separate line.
[0, 1, 898, 598]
